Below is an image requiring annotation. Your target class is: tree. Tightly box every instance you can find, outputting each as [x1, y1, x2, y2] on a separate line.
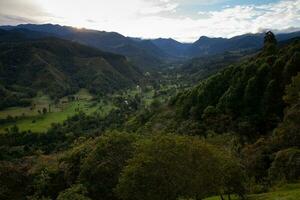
[79, 132, 139, 200]
[283, 52, 300, 84]
[57, 184, 91, 200]
[217, 151, 246, 200]
[263, 31, 277, 55]
[116, 135, 243, 200]
[269, 148, 300, 182]
[30, 164, 66, 200]
[283, 72, 300, 105]
[274, 73, 300, 148]
[202, 106, 232, 134]
[42, 107, 47, 114]
[0, 161, 29, 200]
[264, 31, 277, 45]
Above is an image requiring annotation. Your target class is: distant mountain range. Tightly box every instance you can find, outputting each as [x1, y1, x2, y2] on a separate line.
[186, 32, 300, 57]
[1, 24, 167, 70]
[1, 24, 300, 70]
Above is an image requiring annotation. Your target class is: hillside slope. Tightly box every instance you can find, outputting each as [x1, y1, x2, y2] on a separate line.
[173, 38, 300, 137]
[0, 30, 142, 108]
[1, 24, 167, 70]
[130, 36, 300, 140]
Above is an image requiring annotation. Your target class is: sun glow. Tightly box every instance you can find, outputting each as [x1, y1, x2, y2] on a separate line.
[1, 0, 300, 42]
[36, 0, 145, 30]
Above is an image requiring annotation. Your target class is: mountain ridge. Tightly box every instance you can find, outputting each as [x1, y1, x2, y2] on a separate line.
[1, 24, 167, 70]
[2, 24, 300, 70]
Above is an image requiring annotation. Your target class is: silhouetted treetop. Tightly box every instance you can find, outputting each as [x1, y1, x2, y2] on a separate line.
[264, 31, 277, 45]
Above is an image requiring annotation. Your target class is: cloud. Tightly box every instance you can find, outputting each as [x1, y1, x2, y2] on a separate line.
[0, 0, 53, 25]
[0, 15, 38, 24]
[199, 0, 300, 38]
[138, 1, 178, 15]
[258, 26, 300, 34]
[0, 0, 299, 42]
[122, 0, 300, 41]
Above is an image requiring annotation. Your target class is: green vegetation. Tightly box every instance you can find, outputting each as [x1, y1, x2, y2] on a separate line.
[1, 101, 96, 132]
[0, 32, 299, 200]
[117, 135, 245, 200]
[0, 89, 115, 133]
[250, 184, 300, 200]
[177, 50, 255, 85]
[0, 31, 142, 109]
[0, 73, 177, 133]
[135, 37, 300, 139]
[204, 184, 300, 200]
[0, 133, 245, 200]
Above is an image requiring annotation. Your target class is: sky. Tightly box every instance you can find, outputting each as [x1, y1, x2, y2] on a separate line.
[0, 0, 299, 42]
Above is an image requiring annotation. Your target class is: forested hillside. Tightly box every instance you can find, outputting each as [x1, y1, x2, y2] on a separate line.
[134, 32, 299, 138]
[0, 30, 142, 109]
[177, 50, 255, 84]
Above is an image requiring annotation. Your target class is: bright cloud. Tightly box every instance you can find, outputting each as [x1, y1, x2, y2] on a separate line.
[0, 0, 299, 42]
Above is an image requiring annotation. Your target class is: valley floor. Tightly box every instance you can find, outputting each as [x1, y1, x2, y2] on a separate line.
[0, 89, 113, 133]
[0, 82, 177, 133]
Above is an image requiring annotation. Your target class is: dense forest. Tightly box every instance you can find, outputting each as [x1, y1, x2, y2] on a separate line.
[0, 29, 142, 109]
[0, 28, 299, 200]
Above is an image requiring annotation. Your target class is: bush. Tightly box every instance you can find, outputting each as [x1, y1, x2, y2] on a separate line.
[269, 148, 300, 182]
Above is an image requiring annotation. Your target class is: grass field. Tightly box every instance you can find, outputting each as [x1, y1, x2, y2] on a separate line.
[0, 85, 177, 133]
[0, 94, 54, 119]
[119, 84, 177, 107]
[0, 89, 115, 133]
[204, 183, 300, 200]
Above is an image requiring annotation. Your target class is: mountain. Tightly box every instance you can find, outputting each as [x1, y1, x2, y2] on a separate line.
[150, 38, 191, 58]
[128, 31, 300, 59]
[178, 50, 256, 84]
[1, 24, 300, 69]
[1, 24, 167, 70]
[0, 29, 142, 108]
[187, 32, 300, 57]
[0, 28, 53, 42]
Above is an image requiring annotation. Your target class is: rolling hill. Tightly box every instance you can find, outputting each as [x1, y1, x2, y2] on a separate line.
[0, 29, 142, 108]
